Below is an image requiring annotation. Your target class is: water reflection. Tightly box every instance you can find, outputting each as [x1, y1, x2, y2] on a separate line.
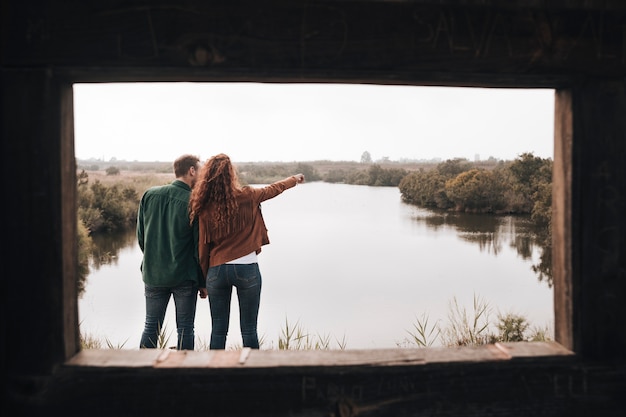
[413, 210, 552, 287]
[82, 206, 553, 294]
[89, 230, 137, 270]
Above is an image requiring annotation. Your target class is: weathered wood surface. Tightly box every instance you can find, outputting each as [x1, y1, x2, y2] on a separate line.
[65, 342, 572, 368]
[10, 343, 626, 417]
[3, 0, 626, 86]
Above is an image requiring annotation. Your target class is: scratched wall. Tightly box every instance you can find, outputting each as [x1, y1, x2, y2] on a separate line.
[3, 3, 624, 83]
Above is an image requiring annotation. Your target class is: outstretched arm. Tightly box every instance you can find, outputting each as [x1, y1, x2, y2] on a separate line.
[254, 173, 306, 203]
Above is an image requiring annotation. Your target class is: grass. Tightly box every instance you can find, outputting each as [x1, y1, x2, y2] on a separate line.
[82, 323, 169, 350]
[276, 317, 347, 350]
[404, 313, 441, 347]
[442, 294, 493, 346]
[81, 294, 552, 351]
[400, 294, 552, 348]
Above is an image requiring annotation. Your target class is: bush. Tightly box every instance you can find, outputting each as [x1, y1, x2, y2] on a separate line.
[105, 166, 120, 175]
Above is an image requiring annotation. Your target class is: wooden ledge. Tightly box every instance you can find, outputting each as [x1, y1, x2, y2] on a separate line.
[65, 341, 573, 369]
[29, 342, 598, 416]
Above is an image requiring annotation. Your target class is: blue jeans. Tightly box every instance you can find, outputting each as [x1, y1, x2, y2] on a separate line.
[206, 263, 262, 349]
[140, 281, 198, 350]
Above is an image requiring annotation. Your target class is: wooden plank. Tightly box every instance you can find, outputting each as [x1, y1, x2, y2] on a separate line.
[40, 345, 617, 417]
[495, 341, 573, 358]
[571, 79, 626, 359]
[3, 1, 625, 84]
[63, 342, 573, 369]
[65, 349, 161, 368]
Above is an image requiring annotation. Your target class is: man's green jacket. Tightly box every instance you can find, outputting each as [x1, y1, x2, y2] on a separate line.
[137, 180, 204, 288]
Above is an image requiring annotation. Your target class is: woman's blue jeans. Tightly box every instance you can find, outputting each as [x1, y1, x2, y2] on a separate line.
[206, 263, 262, 349]
[140, 281, 198, 350]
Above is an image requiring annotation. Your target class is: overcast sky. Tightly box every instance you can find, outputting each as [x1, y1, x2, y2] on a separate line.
[73, 82, 555, 163]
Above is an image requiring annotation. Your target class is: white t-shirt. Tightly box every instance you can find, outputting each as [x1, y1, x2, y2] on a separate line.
[226, 251, 258, 264]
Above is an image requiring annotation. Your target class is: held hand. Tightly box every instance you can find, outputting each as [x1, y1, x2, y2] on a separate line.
[199, 288, 208, 299]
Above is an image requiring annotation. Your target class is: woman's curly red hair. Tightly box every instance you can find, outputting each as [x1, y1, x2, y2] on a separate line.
[189, 153, 240, 231]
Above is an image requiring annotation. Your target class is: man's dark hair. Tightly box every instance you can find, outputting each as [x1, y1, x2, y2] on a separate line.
[173, 154, 200, 178]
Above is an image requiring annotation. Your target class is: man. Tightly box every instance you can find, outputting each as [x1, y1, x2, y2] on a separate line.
[137, 154, 208, 350]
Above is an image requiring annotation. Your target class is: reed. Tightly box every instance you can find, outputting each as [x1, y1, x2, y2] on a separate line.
[402, 294, 553, 348]
[79, 296, 551, 351]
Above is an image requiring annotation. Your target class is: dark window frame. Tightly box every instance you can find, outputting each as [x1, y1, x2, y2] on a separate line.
[63, 77, 571, 366]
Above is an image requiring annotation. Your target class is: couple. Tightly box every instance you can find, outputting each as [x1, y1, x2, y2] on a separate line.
[137, 153, 304, 350]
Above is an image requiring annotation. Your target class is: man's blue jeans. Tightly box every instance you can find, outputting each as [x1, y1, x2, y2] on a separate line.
[140, 281, 198, 350]
[206, 263, 262, 349]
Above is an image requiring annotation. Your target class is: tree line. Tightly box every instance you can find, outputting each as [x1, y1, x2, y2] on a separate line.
[77, 153, 551, 236]
[398, 153, 552, 223]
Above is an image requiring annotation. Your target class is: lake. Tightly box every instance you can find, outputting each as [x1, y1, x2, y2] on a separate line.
[78, 182, 553, 350]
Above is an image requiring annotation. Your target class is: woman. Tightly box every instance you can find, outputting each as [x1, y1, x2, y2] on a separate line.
[189, 153, 304, 349]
